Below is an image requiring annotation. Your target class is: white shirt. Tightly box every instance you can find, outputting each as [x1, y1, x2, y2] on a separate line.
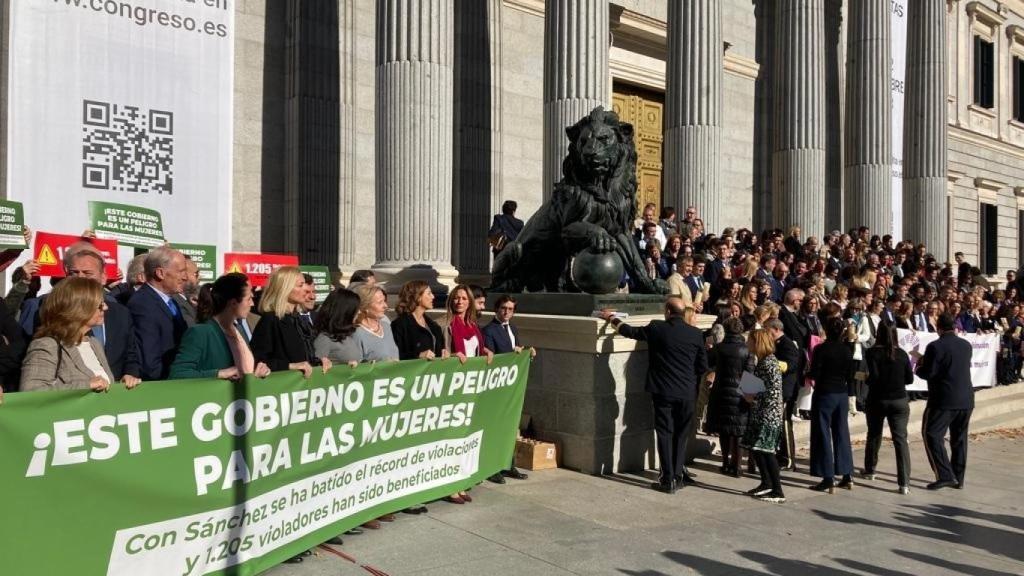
[76, 341, 108, 380]
[501, 323, 517, 348]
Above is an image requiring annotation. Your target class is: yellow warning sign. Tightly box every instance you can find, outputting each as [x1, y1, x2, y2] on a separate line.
[228, 262, 241, 274]
[37, 244, 58, 266]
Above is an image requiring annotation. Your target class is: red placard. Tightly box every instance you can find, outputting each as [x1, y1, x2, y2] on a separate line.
[223, 252, 299, 288]
[33, 232, 119, 278]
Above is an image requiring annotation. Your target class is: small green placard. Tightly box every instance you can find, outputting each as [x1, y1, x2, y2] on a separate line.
[0, 200, 27, 249]
[300, 265, 331, 304]
[173, 244, 218, 283]
[88, 201, 165, 248]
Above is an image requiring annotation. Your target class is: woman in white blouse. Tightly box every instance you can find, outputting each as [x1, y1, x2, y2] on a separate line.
[22, 277, 128, 392]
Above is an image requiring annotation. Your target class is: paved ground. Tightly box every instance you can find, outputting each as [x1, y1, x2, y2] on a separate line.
[267, 431, 1024, 576]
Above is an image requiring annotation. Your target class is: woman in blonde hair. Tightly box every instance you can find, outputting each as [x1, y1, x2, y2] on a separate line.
[22, 277, 124, 392]
[740, 328, 786, 502]
[250, 266, 331, 377]
[351, 283, 400, 362]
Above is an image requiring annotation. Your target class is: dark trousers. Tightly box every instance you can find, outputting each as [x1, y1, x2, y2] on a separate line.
[754, 451, 783, 495]
[809, 392, 854, 479]
[777, 395, 798, 466]
[652, 395, 694, 483]
[864, 398, 911, 487]
[922, 405, 972, 484]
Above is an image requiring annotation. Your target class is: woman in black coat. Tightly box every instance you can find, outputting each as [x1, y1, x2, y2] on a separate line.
[862, 324, 915, 494]
[808, 316, 857, 493]
[705, 317, 750, 476]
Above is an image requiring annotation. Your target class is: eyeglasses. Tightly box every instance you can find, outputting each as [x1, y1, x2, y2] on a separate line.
[498, 306, 515, 311]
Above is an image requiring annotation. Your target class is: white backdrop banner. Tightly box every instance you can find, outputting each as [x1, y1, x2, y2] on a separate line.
[891, 0, 907, 240]
[898, 329, 999, 392]
[7, 0, 234, 267]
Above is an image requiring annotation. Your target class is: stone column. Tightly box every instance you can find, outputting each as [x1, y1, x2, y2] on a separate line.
[903, 0, 948, 259]
[338, 0, 358, 270]
[753, 0, 774, 231]
[543, 0, 609, 199]
[284, 0, 341, 267]
[453, 0, 502, 282]
[825, 0, 845, 232]
[664, 0, 722, 233]
[772, 0, 826, 239]
[844, 0, 892, 233]
[374, 0, 459, 288]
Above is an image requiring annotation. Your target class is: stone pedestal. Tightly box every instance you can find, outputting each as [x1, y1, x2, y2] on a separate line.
[508, 312, 714, 475]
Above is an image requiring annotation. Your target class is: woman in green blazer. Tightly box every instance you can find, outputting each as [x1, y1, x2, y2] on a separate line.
[169, 273, 270, 380]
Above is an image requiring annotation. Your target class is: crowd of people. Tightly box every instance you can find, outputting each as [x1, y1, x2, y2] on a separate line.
[599, 203, 1021, 502]
[0, 229, 535, 565]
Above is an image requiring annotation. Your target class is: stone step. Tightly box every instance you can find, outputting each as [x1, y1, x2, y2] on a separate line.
[791, 385, 1024, 447]
[968, 411, 1024, 435]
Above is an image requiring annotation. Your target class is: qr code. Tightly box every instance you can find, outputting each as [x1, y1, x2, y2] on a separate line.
[82, 100, 174, 195]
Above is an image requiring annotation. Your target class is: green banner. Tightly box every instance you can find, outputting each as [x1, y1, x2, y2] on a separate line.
[299, 265, 331, 304]
[175, 244, 219, 283]
[88, 201, 165, 248]
[0, 353, 529, 575]
[0, 199, 27, 249]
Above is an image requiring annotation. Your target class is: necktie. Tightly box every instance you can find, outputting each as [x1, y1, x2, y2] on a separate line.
[167, 297, 180, 317]
[917, 313, 926, 331]
[92, 324, 106, 346]
[504, 323, 515, 348]
[235, 319, 250, 342]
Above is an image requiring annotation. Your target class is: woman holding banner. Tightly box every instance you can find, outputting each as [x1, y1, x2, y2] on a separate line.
[168, 273, 271, 381]
[250, 266, 332, 377]
[391, 280, 449, 361]
[312, 289, 364, 366]
[21, 277, 122, 392]
[440, 284, 494, 504]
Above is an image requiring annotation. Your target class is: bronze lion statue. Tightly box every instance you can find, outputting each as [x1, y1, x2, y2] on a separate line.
[490, 106, 667, 294]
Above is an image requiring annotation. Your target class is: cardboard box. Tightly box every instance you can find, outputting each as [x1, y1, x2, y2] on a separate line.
[514, 438, 558, 471]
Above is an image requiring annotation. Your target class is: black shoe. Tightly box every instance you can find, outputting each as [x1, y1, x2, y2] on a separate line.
[809, 480, 835, 494]
[927, 479, 958, 490]
[651, 481, 677, 494]
[744, 484, 771, 496]
[403, 505, 428, 515]
[344, 527, 363, 535]
[955, 479, 964, 489]
[502, 468, 529, 480]
[284, 556, 304, 564]
[837, 476, 854, 491]
[326, 535, 345, 544]
[757, 491, 786, 503]
[487, 473, 506, 484]
[300, 550, 312, 557]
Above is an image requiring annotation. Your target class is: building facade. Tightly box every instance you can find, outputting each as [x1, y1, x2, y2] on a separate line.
[2, 0, 1022, 285]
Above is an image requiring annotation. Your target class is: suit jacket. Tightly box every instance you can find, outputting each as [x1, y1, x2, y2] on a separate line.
[250, 313, 313, 372]
[774, 334, 802, 401]
[23, 293, 140, 381]
[168, 320, 236, 380]
[174, 294, 198, 328]
[915, 332, 974, 410]
[128, 284, 188, 381]
[21, 335, 114, 391]
[616, 316, 708, 400]
[703, 259, 725, 286]
[488, 214, 524, 244]
[482, 319, 521, 354]
[684, 275, 704, 301]
[779, 306, 809, 349]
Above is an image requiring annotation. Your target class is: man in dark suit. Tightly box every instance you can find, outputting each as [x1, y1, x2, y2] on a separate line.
[174, 256, 201, 327]
[778, 288, 809, 348]
[600, 298, 708, 494]
[702, 242, 726, 287]
[482, 295, 535, 484]
[686, 260, 707, 302]
[488, 200, 524, 256]
[128, 247, 190, 381]
[915, 313, 974, 490]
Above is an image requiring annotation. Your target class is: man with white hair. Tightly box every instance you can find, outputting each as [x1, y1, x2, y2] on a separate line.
[127, 246, 189, 380]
